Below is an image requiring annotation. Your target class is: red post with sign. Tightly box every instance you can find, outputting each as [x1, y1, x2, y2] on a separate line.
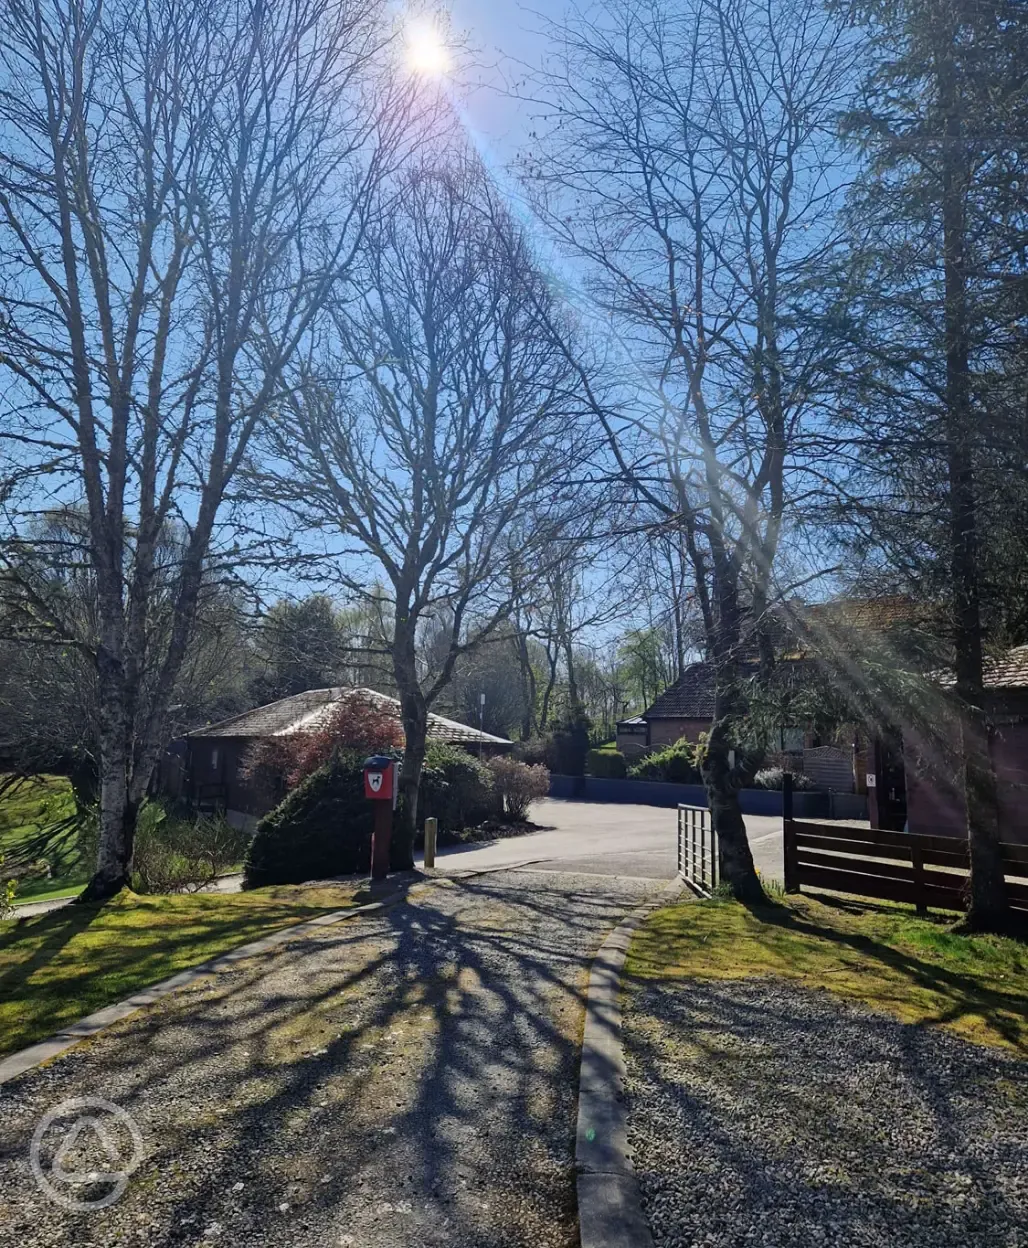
[363, 755, 395, 881]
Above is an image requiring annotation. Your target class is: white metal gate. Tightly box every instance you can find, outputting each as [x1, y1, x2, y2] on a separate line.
[678, 804, 718, 895]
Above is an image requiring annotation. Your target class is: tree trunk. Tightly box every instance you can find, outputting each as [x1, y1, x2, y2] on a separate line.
[515, 631, 537, 740]
[937, 31, 1008, 929]
[394, 689, 428, 871]
[702, 667, 764, 904]
[539, 650, 559, 730]
[79, 701, 136, 901]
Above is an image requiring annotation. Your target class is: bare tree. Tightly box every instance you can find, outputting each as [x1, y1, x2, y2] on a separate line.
[0, 0, 420, 898]
[253, 152, 591, 865]
[525, 0, 850, 899]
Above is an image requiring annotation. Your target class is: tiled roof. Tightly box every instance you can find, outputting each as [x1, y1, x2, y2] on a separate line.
[984, 644, 1028, 689]
[643, 663, 715, 720]
[803, 594, 926, 633]
[936, 644, 1028, 691]
[188, 687, 512, 746]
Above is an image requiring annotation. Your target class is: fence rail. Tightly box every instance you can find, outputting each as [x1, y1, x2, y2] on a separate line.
[678, 804, 718, 896]
[783, 816, 1028, 917]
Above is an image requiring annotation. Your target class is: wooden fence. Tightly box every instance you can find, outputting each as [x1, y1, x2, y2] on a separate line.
[783, 817, 1028, 917]
[678, 804, 718, 896]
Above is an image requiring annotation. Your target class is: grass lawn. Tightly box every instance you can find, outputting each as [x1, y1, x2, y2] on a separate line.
[627, 894, 1028, 1056]
[0, 884, 361, 1057]
[0, 774, 87, 901]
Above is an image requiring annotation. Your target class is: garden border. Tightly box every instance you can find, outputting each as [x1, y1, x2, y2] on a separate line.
[576, 878, 685, 1248]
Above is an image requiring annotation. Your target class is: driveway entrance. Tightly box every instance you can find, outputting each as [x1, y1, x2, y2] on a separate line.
[427, 798, 785, 883]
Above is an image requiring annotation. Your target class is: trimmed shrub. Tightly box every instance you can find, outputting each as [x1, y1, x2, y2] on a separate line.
[628, 739, 701, 784]
[243, 749, 373, 888]
[753, 767, 815, 791]
[488, 756, 550, 820]
[586, 748, 627, 779]
[133, 802, 250, 894]
[420, 743, 497, 831]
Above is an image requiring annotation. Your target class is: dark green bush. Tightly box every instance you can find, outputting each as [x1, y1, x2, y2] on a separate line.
[243, 749, 373, 888]
[420, 743, 497, 831]
[513, 737, 552, 767]
[586, 748, 627, 779]
[628, 739, 702, 784]
[549, 706, 592, 776]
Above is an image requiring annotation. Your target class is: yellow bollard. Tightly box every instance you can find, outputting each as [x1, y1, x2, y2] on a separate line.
[424, 816, 437, 869]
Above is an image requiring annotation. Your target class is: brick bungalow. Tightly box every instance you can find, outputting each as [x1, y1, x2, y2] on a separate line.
[905, 644, 1028, 844]
[174, 687, 512, 832]
[616, 659, 858, 792]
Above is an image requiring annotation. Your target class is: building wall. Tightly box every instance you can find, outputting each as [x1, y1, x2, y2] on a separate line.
[905, 717, 1028, 845]
[615, 724, 649, 756]
[187, 737, 273, 821]
[645, 717, 710, 748]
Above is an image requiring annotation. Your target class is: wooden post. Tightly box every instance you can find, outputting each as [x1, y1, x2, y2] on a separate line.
[911, 839, 927, 916]
[424, 816, 438, 870]
[783, 771, 799, 893]
[370, 803, 392, 881]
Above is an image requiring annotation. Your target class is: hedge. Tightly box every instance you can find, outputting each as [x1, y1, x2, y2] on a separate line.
[628, 739, 702, 784]
[419, 743, 498, 831]
[586, 748, 627, 779]
[243, 749, 374, 888]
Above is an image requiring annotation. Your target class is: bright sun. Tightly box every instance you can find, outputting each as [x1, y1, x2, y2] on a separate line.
[405, 20, 450, 77]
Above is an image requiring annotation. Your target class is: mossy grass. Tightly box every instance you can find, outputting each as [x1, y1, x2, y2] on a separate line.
[0, 775, 86, 901]
[627, 894, 1028, 1055]
[0, 884, 358, 1056]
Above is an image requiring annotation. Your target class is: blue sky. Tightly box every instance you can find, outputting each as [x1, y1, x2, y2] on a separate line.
[448, 0, 554, 153]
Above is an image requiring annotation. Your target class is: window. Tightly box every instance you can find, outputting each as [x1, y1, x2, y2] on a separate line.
[211, 747, 220, 771]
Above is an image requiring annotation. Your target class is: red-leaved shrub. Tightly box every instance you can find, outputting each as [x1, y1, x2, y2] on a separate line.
[487, 756, 550, 820]
[242, 691, 404, 792]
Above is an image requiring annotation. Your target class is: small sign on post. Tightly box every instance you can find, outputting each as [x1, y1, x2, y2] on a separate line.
[363, 755, 395, 881]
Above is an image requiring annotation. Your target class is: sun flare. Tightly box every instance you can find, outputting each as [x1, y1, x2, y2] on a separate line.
[405, 20, 450, 77]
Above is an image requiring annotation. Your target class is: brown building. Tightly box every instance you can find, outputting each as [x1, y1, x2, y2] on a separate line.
[619, 663, 715, 752]
[174, 687, 512, 832]
[905, 645, 1028, 845]
[615, 659, 859, 793]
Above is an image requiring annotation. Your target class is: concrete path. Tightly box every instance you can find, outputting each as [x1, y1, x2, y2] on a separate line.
[10, 872, 247, 920]
[0, 869, 661, 1248]
[428, 798, 786, 883]
[9, 895, 77, 919]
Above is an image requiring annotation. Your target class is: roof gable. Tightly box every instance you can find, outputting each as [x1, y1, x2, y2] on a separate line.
[643, 664, 715, 720]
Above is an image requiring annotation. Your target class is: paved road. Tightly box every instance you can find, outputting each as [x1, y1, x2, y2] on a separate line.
[427, 798, 786, 883]
[0, 869, 661, 1248]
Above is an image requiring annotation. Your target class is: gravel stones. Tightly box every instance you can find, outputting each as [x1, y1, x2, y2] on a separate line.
[624, 977, 1028, 1248]
[0, 869, 659, 1248]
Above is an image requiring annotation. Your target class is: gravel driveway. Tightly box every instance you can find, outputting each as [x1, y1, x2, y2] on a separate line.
[624, 977, 1028, 1248]
[0, 869, 659, 1248]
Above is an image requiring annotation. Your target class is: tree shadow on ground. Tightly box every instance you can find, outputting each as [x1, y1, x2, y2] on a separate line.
[624, 976, 1028, 1248]
[727, 894, 1028, 1053]
[0, 871, 648, 1248]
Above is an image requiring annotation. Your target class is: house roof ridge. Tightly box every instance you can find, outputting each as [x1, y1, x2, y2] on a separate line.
[187, 685, 513, 745]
